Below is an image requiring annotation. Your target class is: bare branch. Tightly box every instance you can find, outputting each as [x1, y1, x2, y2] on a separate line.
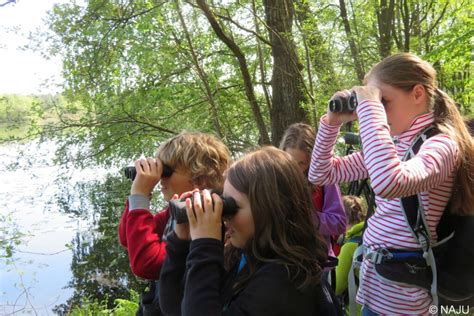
[214, 11, 272, 46]
[250, 0, 272, 113]
[195, 0, 270, 144]
[422, 1, 449, 38]
[0, 0, 15, 7]
[174, 0, 224, 139]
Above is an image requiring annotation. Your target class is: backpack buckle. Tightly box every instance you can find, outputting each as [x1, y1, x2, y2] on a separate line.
[364, 247, 393, 264]
[414, 227, 430, 252]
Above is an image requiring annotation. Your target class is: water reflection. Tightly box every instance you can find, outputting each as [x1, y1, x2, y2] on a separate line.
[1, 140, 79, 315]
[0, 141, 146, 314]
[53, 175, 147, 314]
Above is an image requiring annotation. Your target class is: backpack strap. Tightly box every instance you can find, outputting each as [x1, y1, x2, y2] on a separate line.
[400, 125, 440, 252]
[348, 245, 364, 316]
[401, 126, 440, 251]
[400, 125, 441, 307]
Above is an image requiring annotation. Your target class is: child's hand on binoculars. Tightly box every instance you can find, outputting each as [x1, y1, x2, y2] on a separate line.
[174, 190, 197, 241]
[327, 89, 358, 125]
[186, 189, 223, 241]
[352, 85, 382, 107]
[130, 158, 163, 196]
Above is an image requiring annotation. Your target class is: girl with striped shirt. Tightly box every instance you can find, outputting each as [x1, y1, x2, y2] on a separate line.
[308, 53, 474, 315]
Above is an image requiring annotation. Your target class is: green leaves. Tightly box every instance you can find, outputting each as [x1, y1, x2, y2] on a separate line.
[32, 0, 472, 170]
[10, 0, 469, 312]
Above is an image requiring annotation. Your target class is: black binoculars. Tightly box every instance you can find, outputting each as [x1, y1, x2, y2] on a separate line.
[329, 91, 358, 113]
[169, 191, 238, 224]
[123, 165, 173, 181]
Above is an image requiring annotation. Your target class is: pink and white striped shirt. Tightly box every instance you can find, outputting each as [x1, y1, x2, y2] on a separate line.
[309, 100, 458, 315]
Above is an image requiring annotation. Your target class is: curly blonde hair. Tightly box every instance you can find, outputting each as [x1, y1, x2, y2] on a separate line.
[157, 131, 231, 190]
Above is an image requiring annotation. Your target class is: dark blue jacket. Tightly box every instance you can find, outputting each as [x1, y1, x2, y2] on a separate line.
[159, 232, 340, 316]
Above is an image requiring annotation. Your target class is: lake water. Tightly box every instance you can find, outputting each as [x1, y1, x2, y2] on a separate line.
[0, 140, 107, 315]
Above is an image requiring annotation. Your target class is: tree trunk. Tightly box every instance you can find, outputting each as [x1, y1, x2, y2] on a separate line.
[263, 0, 308, 145]
[376, 0, 395, 57]
[392, 0, 402, 51]
[401, 0, 411, 52]
[339, 0, 365, 82]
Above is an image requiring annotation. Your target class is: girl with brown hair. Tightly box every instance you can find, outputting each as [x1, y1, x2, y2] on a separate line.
[159, 147, 340, 315]
[308, 53, 473, 315]
[280, 122, 346, 256]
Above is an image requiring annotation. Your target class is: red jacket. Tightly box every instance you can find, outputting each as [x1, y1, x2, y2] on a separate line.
[118, 200, 170, 280]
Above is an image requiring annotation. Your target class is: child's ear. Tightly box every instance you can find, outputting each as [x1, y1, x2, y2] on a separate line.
[193, 176, 207, 190]
[412, 84, 426, 103]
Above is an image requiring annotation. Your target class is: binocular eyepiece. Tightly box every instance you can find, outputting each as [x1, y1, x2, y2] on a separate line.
[329, 91, 358, 113]
[169, 191, 238, 224]
[123, 165, 174, 181]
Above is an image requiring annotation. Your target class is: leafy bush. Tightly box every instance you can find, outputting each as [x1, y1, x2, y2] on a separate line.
[67, 290, 139, 315]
